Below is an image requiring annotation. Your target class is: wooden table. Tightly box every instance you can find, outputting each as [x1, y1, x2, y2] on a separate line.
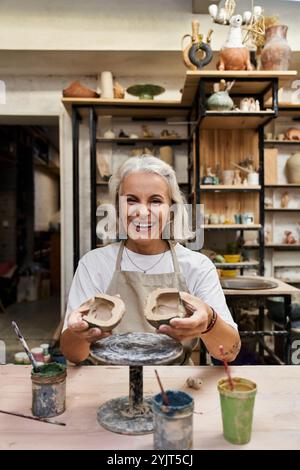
[1, 364, 300, 450]
[223, 276, 300, 364]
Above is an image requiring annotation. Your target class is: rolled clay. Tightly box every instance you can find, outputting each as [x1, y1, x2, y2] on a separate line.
[83, 293, 125, 331]
[144, 288, 187, 329]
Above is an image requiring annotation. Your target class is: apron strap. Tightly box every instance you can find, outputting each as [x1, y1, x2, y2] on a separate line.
[115, 240, 181, 273]
[115, 241, 125, 271]
[168, 241, 181, 273]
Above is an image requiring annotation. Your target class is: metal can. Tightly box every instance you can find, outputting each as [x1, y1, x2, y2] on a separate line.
[152, 390, 194, 450]
[31, 363, 67, 418]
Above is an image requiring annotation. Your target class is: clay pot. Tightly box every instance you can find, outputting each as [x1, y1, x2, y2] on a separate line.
[206, 91, 234, 111]
[62, 81, 99, 98]
[144, 288, 187, 329]
[218, 47, 252, 71]
[261, 25, 291, 71]
[285, 153, 300, 184]
[83, 293, 125, 331]
[159, 146, 173, 166]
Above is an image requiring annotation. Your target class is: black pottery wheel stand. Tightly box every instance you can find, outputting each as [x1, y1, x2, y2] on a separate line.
[90, 332, 183, 435]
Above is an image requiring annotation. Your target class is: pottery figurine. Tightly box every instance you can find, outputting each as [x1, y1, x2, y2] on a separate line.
[217, 15, 253, 71]
[282, 230, 297, 245]
[285, 128, 300, 141]
[142, 125, 154, 138]
[113, 81, 125, 99]
[233, 170, 242, 185]
[280, 191, 290, 209]
[119, 129, 129, 138]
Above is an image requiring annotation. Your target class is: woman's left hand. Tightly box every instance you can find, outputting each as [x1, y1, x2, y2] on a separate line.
[157, 291, 212, 341]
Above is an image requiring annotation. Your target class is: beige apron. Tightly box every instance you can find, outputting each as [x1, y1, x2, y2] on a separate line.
[105, 240, 196, 365]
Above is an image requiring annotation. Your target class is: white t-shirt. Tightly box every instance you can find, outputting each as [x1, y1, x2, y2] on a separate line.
[63, 242, 237, 331]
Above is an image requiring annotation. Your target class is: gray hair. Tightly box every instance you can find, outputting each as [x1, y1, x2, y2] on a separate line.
[108, 155, 194, 241]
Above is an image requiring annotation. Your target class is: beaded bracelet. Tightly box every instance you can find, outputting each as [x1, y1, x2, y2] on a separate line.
[201, 307, 218, 334]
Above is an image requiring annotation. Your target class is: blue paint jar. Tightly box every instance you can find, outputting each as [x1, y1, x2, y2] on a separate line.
[152, 390, 194, 450]
[31, 363, 67, 418]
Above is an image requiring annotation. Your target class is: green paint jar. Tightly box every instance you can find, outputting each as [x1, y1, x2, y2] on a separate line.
[218, 377, 257, 445]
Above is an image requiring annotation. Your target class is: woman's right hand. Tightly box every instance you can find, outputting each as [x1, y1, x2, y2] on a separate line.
[67, 305, 112, 343]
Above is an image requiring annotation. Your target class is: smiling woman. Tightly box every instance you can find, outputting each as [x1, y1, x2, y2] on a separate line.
[60, 155, 240, 365]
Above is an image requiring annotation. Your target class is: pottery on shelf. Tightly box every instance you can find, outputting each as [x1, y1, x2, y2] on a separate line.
[127, 84, 165, 100]
[144, 288, 187, 329]
[103, 129, 116, 139]
[217, 15, 252, 71]
[62, 81, 99, 98]
[281, 191, 290, 208]
[113, 81, 125, 99]
[206, 90, 234, 111]
[142, 125, 154, 138]
[159, 146, 173, 166]
[261, 25, 291, 71]
[100, 71, 114, 99]
[285, 152, 300, 183]
[282, 230, 297, 245]
[82, 294, 126, 331]
[285, 128, 300, 141]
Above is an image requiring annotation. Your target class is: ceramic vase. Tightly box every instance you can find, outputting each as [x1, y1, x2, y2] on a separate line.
[261, 25, 291, 71]
[285, 153, 300, 183]
[99, 71, 114, 99]
[206, 91, 234, 111]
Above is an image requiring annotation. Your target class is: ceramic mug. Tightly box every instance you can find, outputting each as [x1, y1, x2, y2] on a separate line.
[247, 172, 259, 185]
[241, 213, 254, 224]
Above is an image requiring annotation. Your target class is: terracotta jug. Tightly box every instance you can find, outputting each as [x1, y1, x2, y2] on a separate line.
[261, 25, 291, 70]
[285, 153, 300, 183]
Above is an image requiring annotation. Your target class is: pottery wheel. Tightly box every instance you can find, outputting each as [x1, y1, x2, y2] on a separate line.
[90, 332, 184, 365]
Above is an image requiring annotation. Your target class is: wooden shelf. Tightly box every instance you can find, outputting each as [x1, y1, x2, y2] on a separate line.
[265, 184, 300, 188]
[265, 208, 300, 212]
[181, 71, 297, 107]
[200, 111, 275, 130]
[278, 103, 300, 117]
[204, 224, 261, 230]
[214, 260, 259, 268]
[265, 140, 300, 146]
[96, 137, 188, 145]
[245, 244, 300, 249]
[62, 97, 188, 119]
[200, 184, 261, 192]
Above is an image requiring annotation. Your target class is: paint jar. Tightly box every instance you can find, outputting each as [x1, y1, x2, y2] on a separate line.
[31, 363, 67, 418]
[152, 390, 194, 450]
[31, 347, 44, 362]
[218, 377, 257, 445]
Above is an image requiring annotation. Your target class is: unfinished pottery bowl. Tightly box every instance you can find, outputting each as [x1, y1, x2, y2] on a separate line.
[83, 293, 125, 331]
[144, 288, 187, 329]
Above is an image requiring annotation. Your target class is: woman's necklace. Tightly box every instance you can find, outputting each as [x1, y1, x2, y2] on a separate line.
[124, 246, 168, 273]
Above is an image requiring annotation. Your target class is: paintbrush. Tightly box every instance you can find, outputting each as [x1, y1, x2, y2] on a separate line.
[155, 369, 169, 406]
[0, 409, 66, 426]
[11, 321, 41, 372]
[219, 345, 234, 391]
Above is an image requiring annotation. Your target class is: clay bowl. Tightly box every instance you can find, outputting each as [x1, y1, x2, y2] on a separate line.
[144, 288, 187, 329]
[83, 294, 125, 331]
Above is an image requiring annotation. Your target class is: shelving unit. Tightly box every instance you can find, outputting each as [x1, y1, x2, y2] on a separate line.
[186, 72, 297, 276]
[64, 71, 296, 273]
[257, 103, 300, 282]
[63, 97, 190, 269]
